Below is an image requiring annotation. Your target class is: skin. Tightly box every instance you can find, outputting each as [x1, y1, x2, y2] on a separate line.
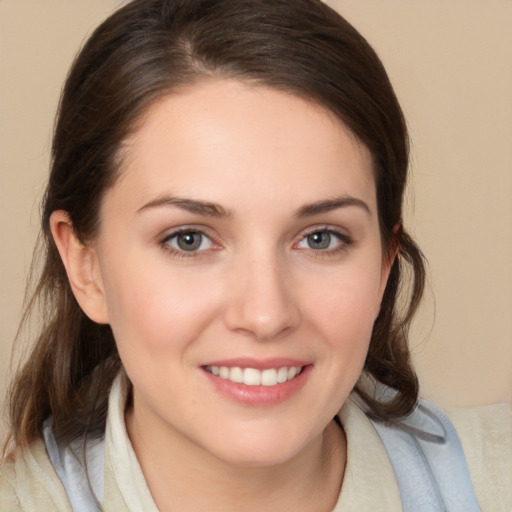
[51, 79, 394, 511]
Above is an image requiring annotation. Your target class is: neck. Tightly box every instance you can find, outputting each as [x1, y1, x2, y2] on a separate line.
[126, 407, 346, 512]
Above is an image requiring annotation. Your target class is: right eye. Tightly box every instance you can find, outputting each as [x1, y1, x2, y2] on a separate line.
[163, 230, 214, 253]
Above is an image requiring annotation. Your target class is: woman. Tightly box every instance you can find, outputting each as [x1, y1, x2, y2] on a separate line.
[1, 0, 510, 510]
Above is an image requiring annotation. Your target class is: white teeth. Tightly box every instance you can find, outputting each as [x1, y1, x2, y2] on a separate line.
[206, 365, 303, 386]
[288, 367, 298, 379]
[230, 366, 243, 383]
[261, 369, 277, 386]
[277, 367, 289, 383]
[243, 368, 261, 386]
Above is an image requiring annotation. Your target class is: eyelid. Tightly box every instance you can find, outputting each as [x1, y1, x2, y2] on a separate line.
[166, 231, 212, 251]
[294, 225, 353, 253]
[297, 225, 351, 241]
[159, 225, 221, 258]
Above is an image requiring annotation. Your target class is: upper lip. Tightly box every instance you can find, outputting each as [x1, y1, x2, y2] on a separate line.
[201, 357, 311, 370]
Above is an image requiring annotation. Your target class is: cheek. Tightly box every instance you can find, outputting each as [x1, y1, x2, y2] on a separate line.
[99, 256, 223, 357]
[303, 261, 384, 335]
[299, 258, 384, 385]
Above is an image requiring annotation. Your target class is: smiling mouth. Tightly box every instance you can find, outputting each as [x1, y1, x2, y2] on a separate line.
[204, 365, 304, 387]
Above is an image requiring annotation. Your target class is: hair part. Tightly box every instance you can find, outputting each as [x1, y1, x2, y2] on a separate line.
[4, 0, 425, 451]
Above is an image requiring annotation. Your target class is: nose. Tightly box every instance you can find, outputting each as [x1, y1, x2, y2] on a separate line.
[223, 253, 300, 341]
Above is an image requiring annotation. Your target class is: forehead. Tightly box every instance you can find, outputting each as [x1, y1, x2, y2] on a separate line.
[109, 79, 376, 214]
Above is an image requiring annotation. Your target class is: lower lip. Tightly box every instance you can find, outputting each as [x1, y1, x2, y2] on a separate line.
[202, 365, 312, 407]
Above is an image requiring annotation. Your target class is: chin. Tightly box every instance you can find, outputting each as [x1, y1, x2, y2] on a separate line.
[203, 425, 316, 469]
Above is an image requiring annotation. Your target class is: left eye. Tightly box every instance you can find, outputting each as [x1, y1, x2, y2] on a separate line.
[165, 231, 213, 252]
[297, 230, 343, 250]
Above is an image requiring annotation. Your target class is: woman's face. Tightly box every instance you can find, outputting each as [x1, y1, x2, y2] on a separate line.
[91, 79, 392, 467]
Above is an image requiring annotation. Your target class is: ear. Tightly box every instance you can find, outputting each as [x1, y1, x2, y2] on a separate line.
[378, 221, 401, 301]
[50, 210, 109, 324]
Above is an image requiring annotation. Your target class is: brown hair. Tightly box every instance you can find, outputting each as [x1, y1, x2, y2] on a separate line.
[5, 0, 425, 449]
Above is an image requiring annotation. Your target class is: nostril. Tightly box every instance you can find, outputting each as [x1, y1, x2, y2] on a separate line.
[223, 264, 300, 339]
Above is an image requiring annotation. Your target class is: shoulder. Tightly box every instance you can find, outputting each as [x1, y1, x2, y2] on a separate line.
[0, 440, 71, 511]
[349, 383, 512, 511]
[446, 402, 512, 511]
[366, 398, 483, 511]
[41, 418, 105, 511]
[0, 453, 19, 510]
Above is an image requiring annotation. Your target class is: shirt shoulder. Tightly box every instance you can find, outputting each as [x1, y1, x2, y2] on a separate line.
[0, 455, 20, 510]
[446, 402, 512, 511]
[0, 441, 72, 511]
[367, 397, 482, 511]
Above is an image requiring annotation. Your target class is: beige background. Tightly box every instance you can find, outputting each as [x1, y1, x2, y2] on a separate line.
[1, 1, 511, 435]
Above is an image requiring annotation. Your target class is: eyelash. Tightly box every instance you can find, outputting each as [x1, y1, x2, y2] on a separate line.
[159, 228, 217, 259]
[296, 227, 353, 257]
[158, 226, 353, 259]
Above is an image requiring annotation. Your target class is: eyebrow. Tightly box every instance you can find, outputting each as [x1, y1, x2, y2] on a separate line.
[296, 196, 371, 218]
[137, 196, 232, 218]
[137, 194, 370, 219]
